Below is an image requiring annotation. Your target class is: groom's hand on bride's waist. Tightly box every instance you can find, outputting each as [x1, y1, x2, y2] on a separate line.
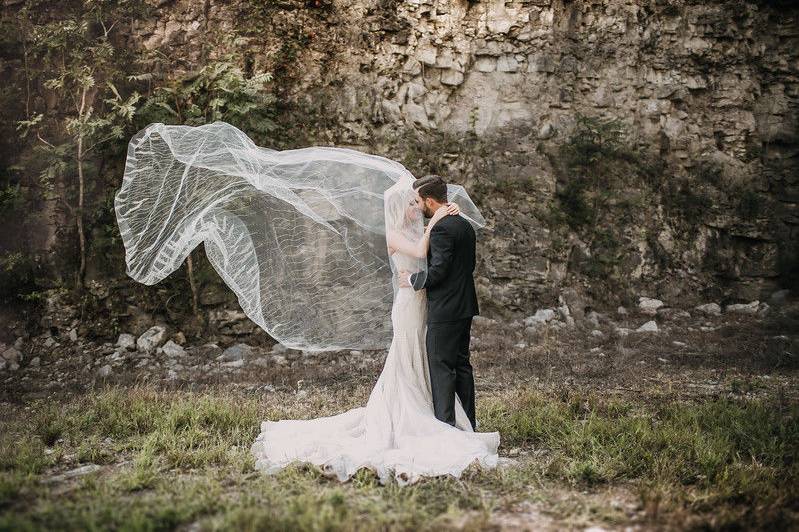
[398, 270, 413, 288]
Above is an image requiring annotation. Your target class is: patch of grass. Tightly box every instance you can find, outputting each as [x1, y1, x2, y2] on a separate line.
[0, 434, 55, 512]
[0, 436, 52, 477]
[1, 473, 225, 531]
[0, 385, 796, 530]
[42, 388, 264, 470]
[481, 389, 798, 526]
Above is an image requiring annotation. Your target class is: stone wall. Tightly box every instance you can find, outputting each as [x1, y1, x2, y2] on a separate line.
[4, 0, 798, 316]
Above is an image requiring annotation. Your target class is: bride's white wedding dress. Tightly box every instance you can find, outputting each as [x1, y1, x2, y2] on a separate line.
[250, 249, 501, 485]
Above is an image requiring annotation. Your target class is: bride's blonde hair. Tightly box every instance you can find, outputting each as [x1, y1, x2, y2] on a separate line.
[384, 185, 415, 233]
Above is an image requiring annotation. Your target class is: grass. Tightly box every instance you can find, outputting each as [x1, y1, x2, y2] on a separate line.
[0, 383, 796, 530]
[482, 390, 798, 517]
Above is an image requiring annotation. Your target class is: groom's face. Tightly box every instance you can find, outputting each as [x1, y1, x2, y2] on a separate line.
[414, 190, 434, 218]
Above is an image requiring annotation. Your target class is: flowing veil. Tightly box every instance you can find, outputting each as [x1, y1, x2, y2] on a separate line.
[114, 121, 485, 351]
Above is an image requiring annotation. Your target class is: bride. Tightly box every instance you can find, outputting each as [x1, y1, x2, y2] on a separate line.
[113, 121, 500, 485]
[250, 182, 500, 485]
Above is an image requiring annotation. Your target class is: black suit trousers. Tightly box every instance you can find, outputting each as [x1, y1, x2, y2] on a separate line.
[426, 317, 476, 430]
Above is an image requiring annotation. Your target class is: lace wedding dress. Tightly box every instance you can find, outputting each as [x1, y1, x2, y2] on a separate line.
[250, 248, 501, 485]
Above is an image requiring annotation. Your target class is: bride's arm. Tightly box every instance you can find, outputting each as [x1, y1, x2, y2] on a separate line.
[387, 228, 433, 259]
[386, 202, 460, 258]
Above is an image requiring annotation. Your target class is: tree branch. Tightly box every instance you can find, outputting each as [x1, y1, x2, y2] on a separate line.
[36, 131, 55, 149]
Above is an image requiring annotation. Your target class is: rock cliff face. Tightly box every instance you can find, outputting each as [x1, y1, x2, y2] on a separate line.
[4, 0, 798, 315]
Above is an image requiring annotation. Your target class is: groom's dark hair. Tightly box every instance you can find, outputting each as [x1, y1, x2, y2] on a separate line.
[413, 175, 448, 203]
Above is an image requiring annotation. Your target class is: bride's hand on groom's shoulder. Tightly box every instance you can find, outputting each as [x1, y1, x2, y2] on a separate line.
[430, 202, 459, 227]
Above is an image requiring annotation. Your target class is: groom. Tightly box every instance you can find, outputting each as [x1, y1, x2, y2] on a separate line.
[399, 174, 480, 430]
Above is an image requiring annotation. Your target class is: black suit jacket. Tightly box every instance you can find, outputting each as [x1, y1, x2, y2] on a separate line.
[410, 215, 479, 323]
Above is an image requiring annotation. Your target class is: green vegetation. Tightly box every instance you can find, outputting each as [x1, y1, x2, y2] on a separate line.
[550, 113, 663, 231]
[4, 1, 280, 308]
[15, 2, 144, 291]
[482, 390, 798, 505]
[544, 114, 664, 301]
[394, 128, 484, 181]
[1, 385, 795, 530]
[134, 59, 277, 140]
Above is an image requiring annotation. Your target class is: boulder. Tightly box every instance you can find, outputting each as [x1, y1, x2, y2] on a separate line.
[559, 288, 587, 321]
[614, 327, 631, 337]
[441, 69, 464, 86]
[472, 316, 496, 326]
[159, 340, 185, 358]
[137, 326, 167, 353]
[538, 122, 555, 139]
[496, 54, 519, 72]
[638, 297, 664, 316]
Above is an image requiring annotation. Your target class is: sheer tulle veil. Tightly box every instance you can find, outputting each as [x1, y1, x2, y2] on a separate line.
[114, 121, 485, 351]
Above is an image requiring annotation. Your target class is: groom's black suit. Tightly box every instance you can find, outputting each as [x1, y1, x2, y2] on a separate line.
[410, 214, 479, 430]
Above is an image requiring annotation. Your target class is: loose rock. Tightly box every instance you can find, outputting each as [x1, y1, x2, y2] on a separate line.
[586, 311, 602, 328]
[159, 340, 185, 358]
[695, 303, 721, 316]
[524, 308, 556, 326]
[217, 343, 255, 362]
[43, 464, 102, 484]
[724, 301, 759, 315]
[116, 333, 136, 351]
[635, 320, 659, 333]
[137, 326, 167, 353]
[638, 297, 664, 316]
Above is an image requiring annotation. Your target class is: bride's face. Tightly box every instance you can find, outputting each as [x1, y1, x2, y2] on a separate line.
[405, 196, 421, 223]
